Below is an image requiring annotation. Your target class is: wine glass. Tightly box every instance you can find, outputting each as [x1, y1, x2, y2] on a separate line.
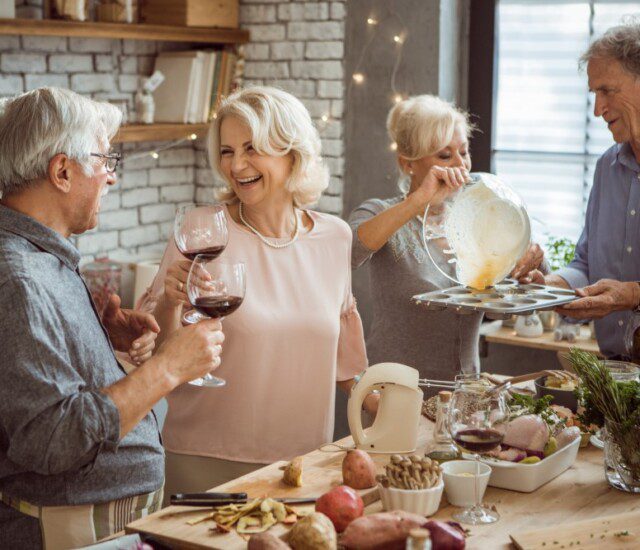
[174, 203, 228, 261]
[449, 374, 509, 525]
[184, 257, 246, 388]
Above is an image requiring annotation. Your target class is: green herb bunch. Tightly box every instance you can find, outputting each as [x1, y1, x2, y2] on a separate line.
[546, 236, 576, 271]
[509, 393, 564, 430]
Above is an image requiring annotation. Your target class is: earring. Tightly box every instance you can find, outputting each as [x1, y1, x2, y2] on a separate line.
[408, 170, 414, 176]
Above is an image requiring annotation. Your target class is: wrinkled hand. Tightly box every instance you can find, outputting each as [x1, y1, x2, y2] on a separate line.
[556, 279, 640, 320]
[408, 165, 469, 214]
[511, 243, 544, 281]
[164, 260, 193, 308]
[102, 295, 160, 364]
[518, 268, 546, 285]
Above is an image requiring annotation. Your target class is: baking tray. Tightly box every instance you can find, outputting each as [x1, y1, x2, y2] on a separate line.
[413, 280, 577, 319]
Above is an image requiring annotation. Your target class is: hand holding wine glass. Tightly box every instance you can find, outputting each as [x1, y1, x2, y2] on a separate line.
[449, 376, 509, 525]
[184, 257, 246, 387]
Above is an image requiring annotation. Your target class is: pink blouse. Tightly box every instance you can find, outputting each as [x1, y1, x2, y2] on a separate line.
[137, 205, 368, 463]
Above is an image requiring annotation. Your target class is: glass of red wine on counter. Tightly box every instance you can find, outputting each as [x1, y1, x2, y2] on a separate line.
[184, 257, 246, 388]
[174, 203, 228, 261]
[449, 375, 509, 525]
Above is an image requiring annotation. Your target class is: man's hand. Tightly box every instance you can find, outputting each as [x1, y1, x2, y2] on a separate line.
[511, 243, 544, 281]
[556, 279, 640, 320]
[517, 268, 546, 285]
[102, 294, 160, 364]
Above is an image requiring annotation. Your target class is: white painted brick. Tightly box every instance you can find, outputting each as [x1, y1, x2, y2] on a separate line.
[77, 230, 119, 255]
[244, 61, 289, 79]
[243, 78, 264, 87]
[270, 79, 315, 98]
[271, 41, 304, 60]
[121, 187, 159, 207]
[25, 74, 68, 90]
[317, 194, 342, 215]
[288, 21, 343, 40]
[123, 153, 157, 170]
[1, 53, 46, 73]
[160, 184, 195, 203]
[322, 139, 343, 157]
[120, 225, 160, 248]
[196, 150, 209, 168]
[100, 192, 121, 212]
[159, 148, 196, 167]
[137, 56, 155, 74]
[240, 0, 279, 3]
[159, 221, 174, 240]
[244, 43, 270, 60]
[96, 55, 115, 72]
[317, 79, 343, 98]
[302, 98, 331, 118]
[149, 167, 194, 186]
[137, 242, 168, 258]
[119, 56, 137, 73]
[330, 99, 343, 118]
[22, 35, 66, 52]
[277, 4, 304, 21]
[118, 74, 139, 92]
[99, 209, 139, 230]
[49, 54, 93, 73]
[290, 60, 342, 79]
[320, 119, 342, 138]
[71, 73, 116, 93]
[330, 2, 346, 20]
[304, 3, 329, 20]
[306, 41, 343, 59]
[123, 40, 157, 55]
[195, 186, 216, 203]
[0, 37, 20, 50]
[327, 176, 343, 194]
[0, 75, 23, 95]
[16, 6, 41, 18]
[196, 168, 215, 186]
[119, 169, 148, 189]
[140, 204, 176, 224]
[240, 4, 276, 23]
[69, 37, 114, 53]
[325, 156, 344, 176]
[244, 24, 286, 42]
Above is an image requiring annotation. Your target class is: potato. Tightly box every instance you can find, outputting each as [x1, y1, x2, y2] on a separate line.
[340, 510, 428, 550]
[282, 456, 303, 487]
[342, 450, 377, 489]
[286, 512, 337, 550]
[248, 532, 291, 550]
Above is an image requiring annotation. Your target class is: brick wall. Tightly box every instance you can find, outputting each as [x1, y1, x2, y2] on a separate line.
[2, 0, 347, 263]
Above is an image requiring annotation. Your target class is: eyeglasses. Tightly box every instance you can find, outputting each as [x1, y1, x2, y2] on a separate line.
[90, 152, 121, 173]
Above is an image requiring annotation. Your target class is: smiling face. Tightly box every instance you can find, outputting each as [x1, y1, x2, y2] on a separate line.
[406, 124, 471, 183]
[588, 57, 640, 145]
[218, 115, 293, 207]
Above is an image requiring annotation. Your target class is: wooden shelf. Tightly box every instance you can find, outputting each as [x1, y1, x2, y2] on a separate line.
[114, 123, 209, 143]
[0, 18, 249, 44]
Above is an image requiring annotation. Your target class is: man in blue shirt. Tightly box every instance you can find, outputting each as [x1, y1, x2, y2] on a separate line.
[529, 22, 640, 358]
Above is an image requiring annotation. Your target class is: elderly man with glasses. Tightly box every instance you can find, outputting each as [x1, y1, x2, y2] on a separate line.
[0, 87, 225, 548]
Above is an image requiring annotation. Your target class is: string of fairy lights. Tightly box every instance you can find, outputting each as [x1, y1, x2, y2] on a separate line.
[123, 11, 406, 163]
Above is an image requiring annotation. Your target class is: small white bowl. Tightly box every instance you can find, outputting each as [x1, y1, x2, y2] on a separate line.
[377, 480, 444, 516]
[441, 460, 491, 507]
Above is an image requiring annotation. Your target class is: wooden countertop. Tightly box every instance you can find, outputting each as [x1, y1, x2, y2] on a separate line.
[483, 320, 603, 357]
[126, 417, 638, 549]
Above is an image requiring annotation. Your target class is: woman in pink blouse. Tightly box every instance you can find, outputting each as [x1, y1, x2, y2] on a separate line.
[139, 86, 376, 497]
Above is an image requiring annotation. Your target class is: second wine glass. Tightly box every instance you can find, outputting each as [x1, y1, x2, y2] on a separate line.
[184, 257, 246, 388]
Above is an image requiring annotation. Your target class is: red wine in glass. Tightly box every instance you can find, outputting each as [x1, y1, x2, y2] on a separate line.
[181, 245, 225, 261]
[193, 295, 243, 318]
[453, 428, 504, 454]
[174, 204, 228, 261]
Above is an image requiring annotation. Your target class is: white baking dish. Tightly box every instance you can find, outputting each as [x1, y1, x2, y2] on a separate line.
[477, 437, 581, 493]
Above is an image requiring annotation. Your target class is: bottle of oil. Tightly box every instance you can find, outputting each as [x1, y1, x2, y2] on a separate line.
[426, 391, 461, 463]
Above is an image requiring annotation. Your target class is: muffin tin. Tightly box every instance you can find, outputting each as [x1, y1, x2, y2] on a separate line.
[413, 280, 577, 319]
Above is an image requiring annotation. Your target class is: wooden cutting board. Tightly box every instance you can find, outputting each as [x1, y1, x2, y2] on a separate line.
[510, 510, 640, 549]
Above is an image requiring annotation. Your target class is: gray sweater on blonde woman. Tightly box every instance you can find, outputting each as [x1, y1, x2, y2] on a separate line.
[349, 196, 481, 391]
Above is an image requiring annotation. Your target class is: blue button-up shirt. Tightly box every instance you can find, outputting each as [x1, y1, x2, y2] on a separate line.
[556, 142, 640, 358]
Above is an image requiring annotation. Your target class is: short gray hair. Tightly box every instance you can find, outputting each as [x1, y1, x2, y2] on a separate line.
[580, 18, 640, 77]
[0, 87, 122, 196]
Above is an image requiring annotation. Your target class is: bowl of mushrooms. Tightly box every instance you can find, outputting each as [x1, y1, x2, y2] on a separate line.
[376, 454, 444, 516]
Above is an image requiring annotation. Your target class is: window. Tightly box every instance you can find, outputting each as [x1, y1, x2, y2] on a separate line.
[492, 1, 637, 240]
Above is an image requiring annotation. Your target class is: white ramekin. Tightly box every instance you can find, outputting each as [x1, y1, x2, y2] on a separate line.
[378, 480, 444, 516]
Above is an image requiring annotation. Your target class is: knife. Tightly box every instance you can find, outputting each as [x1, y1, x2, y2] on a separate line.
[170, 493, 317, 507]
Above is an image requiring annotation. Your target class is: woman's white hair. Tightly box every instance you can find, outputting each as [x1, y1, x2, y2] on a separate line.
[387, 94, 473, 193]
[0, 87, 122, 197]
[208, 86, 329, 208]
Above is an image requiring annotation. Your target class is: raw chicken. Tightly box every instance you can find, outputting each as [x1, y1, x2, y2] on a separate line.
[556, 426, 581, 449]
[496, 446, 527, 462]
[503, 415, 549, 453]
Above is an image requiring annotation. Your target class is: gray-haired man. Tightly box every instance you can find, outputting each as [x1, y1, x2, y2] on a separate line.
[0, 88, 224, 548]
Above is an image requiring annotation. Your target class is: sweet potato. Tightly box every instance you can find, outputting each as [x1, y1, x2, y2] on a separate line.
[248, 532, 291, 550]
[340, 510, 428, 550]
[342, 449, 377, 489]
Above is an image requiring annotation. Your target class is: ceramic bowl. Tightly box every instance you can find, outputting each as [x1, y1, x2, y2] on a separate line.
[441, 460, 491, 507]
[378, 480, 444, 516]
[535, 376, 578, 412]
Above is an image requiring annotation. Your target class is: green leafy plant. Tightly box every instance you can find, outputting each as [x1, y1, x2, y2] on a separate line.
[509, 393, 564, 430]
[546, 236, 576, 271]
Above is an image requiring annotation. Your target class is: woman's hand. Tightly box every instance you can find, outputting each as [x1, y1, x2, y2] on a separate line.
[164, 260, 192, 308]
[407, 165, 469, 214]
[511, 243, 544, 281]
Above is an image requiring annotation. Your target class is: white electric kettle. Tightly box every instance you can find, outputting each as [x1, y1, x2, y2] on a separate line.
[348, 363, 423, 453]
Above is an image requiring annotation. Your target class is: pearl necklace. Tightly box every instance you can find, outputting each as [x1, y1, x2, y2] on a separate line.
[238, 202, 300, 249]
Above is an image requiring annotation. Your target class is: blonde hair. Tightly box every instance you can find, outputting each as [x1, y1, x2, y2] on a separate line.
[208, 86, 329, 208]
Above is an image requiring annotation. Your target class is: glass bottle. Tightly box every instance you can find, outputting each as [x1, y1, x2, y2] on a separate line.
[426, 391, 461, 463]
[406, 528, 432, 550]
